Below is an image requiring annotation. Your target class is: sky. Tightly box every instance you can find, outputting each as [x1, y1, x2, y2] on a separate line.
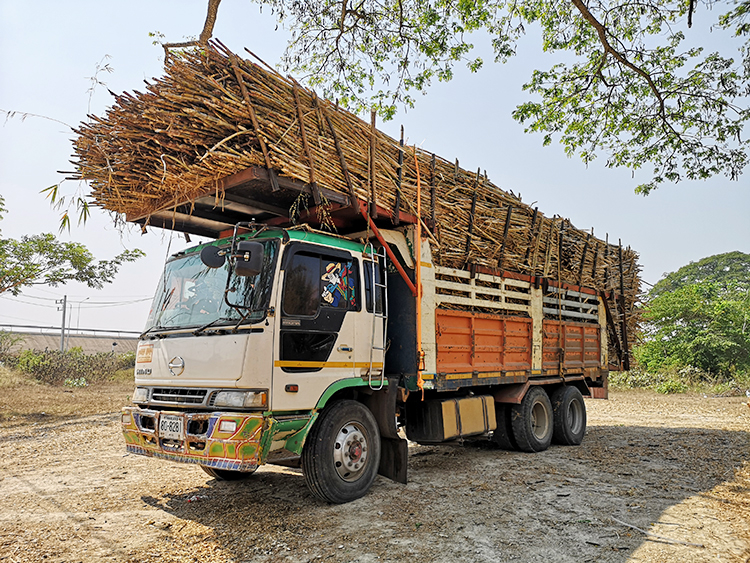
[1, 0, 748, 334]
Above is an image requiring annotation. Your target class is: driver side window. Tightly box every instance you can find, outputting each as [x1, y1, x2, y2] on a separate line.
[280, 250, 359, 372]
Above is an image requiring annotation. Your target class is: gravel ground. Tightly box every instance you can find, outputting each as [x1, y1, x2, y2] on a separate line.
[0, 389, 748, 563]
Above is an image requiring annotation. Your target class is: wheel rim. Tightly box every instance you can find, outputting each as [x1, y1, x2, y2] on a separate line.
[333, 421, 369, 482]
[566, 399, 584, 435]
[531, 400, 551, 441]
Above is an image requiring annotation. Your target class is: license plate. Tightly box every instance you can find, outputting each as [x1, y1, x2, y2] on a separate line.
[159, 414, 184, 440]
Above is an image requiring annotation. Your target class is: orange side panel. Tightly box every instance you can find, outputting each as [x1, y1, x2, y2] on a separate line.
[436, 309, 532, 374]
[542, 320, 601, 372]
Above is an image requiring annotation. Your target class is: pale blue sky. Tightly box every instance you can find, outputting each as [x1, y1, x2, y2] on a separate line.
[1, 0, 748, 332]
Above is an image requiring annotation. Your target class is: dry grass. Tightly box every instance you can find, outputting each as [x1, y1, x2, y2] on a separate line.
[0, 373, 133, 429]
[0, 365, 38, 388]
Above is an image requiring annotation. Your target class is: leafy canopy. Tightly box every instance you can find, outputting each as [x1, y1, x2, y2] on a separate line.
[649, 251, 750, 297]
[636, 252, 750, 377]
[247, 0, 750, 194]
[0, 195, 143, 296]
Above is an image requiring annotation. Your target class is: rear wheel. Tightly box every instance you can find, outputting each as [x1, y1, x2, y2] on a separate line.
[302, 400, 381, 504]
[511, 387, 553, 452]
[551, 385, 587, 445]
[200, 465, 257, 481]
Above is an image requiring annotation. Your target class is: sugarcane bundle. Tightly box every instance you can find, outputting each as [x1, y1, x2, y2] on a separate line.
[72, 42, 641, 351]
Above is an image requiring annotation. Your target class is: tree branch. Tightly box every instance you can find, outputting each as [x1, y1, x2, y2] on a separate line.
[162, 0, 222, 61]
[570, 0, 674, 135]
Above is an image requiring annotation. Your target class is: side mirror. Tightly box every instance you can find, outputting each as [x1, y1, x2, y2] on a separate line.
[200, 246, 226, 269]
[233, 241, 264, 277]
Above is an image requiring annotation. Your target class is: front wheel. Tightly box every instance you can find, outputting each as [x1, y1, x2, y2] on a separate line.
[200, 465, 257, 481]
[302, 400, 381, 504]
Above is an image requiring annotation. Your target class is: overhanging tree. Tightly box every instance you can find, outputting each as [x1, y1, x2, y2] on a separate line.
[159, 0, 750, 194]
[0, 195, 143, 296]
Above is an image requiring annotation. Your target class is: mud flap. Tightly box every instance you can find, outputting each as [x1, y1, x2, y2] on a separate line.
[362, 377, 408, 484]
[379, 437, 408, 484]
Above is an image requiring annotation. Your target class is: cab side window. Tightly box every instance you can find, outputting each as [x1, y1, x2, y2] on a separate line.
[280, 250, 359, 372]
[282, 252, 358, 316]
[282, 253, 320, 316]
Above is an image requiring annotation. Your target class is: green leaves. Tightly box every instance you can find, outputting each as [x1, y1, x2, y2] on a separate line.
[636, 252, 750, 377]
[0, 194, 144, 296]
[41, 184, 91, 233]
[260, 0, 749, 192]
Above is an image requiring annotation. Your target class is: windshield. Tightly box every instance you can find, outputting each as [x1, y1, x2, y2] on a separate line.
[144, 238, 279, 332]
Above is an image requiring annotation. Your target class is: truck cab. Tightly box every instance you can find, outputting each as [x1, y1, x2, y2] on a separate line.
[124, 228, 391, 503]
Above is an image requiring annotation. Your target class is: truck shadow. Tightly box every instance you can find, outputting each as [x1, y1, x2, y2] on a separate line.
[141, 423, 749, 562]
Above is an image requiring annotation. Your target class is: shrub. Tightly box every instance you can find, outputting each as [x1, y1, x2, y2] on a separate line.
[655, 379, 688, 394]
[0, 330, 24, 356]
[118, 351, 136, 370]
[14, 348, 122, 385]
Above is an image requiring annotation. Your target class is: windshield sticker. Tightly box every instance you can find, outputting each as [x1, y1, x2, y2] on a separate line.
[136, 344, 153, 363]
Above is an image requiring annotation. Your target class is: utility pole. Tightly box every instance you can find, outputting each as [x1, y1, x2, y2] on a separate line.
[56, 295, 67, 352]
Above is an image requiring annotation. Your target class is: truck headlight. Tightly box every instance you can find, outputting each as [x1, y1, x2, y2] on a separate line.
[213, 390, 268, 409]
[132, 387, 149, 403]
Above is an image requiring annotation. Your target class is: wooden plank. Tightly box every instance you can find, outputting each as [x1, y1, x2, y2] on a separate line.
[542, 297, 598, 311]
[436, 280, 532, 302]
[542, 308, 599, 321]
[435, 295, 531, 312]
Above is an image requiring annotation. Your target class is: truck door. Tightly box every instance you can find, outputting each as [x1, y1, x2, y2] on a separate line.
[272, 245, 361, 411]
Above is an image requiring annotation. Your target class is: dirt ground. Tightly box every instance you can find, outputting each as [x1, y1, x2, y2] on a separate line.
[1, 382, 748, 563]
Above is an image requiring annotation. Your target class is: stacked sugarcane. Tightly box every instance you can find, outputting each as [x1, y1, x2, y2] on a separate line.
[72, 41, 641, 362]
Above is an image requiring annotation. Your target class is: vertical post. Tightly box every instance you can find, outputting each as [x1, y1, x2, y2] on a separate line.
[618, 241, 630, 370]
[497, 204, 513, 271]
[393, 125, 404, 225]
[58, 295, 67, 352]
[430, 154, 436, 233]
[578, 231, 591, 286]
[523, 207, 539, 270]
[414, 149, 425, 391]
[463, 168, 480, 268]
[369, 109, 378, 218]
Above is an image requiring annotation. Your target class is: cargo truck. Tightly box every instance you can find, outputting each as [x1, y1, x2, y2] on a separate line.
[122, 167, 611, 504]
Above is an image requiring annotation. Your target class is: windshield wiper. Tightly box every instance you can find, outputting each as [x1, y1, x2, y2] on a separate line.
[140, 325, 168, 339]
[193, 317, 235, 336]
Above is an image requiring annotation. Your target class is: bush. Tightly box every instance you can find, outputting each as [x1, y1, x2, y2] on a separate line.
[13, 348, 126, 385]
[610, 363, 749, 395]
[655, 379, 688, 394]
[0, 330, 24, 353]
[118, 351, 136, 370]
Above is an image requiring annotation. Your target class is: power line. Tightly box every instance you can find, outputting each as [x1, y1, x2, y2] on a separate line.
[1, 295, 151, 308]
[10, 293, 151, 303]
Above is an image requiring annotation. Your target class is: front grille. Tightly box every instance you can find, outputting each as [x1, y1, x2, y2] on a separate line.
[151, 388, 208, 405]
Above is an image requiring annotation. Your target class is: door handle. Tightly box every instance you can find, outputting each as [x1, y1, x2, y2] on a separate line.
[337, 345, 353, 353]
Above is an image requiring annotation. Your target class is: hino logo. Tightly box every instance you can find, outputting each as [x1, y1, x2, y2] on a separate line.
[168, 356, 185, 376]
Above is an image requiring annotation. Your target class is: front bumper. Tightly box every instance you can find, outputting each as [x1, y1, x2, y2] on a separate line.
[121, 407, 264, 471]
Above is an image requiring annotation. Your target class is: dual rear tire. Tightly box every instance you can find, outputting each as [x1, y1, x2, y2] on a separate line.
[494, 385, 586, 452]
